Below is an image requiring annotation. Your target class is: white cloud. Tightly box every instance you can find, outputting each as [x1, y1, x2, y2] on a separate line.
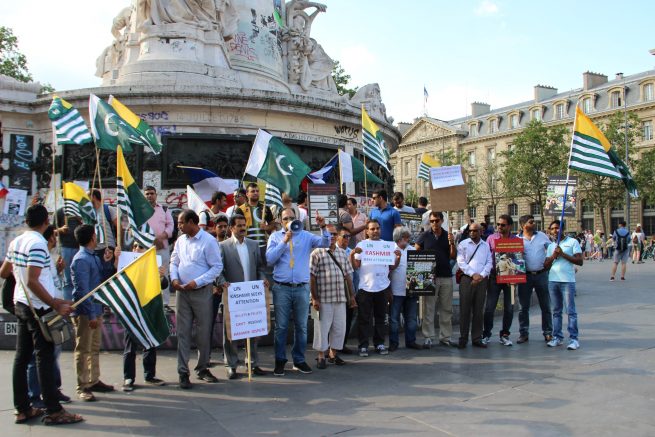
[474, 0, 499, 16]
[338, 44, 378, 84]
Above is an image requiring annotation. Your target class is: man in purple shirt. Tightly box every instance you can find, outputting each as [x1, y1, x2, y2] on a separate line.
[144, 186, 174, 309]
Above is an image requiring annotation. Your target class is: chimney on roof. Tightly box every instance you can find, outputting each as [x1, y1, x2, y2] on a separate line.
[471, 102, 490, 117]
[534, 85, 558, 102]
[615, 72, 624, 80]
[583, 71, 608, 90]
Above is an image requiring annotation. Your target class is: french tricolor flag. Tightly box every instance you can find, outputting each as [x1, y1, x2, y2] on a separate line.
[179, 166, 240, 210]
[0, 181, 8, 199]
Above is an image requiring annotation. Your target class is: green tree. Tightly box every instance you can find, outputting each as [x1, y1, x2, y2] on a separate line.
[574, 111, 640, 235]
[501, 120, 568, 215]
[0, 26, 32, 82]
[634, 148, 655, 207]
[468, 158, 508, 224]
[332, 61, 358, 98]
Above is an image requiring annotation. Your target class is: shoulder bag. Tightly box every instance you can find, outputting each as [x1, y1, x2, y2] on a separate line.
[326, 250, 355, 304]
[455, 242, 482, 285]
[18, 275, 73, 345]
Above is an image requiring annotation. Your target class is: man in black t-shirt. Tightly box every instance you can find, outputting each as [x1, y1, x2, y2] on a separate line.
[415, 211, 457, 348]
[54, 207, 82, 301]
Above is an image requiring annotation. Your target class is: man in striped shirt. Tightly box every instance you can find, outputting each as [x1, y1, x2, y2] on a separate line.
[237, 183, 275, 260]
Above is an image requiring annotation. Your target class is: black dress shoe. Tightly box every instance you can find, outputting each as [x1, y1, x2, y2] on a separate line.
[389, 343, 399, 352]
[252, 366, 267, 376]
[197, 370, 219, 383]
[457, 339, 467, 349]
[472, 341, 488, 348]
[89, 381, 114, 392]
[179, 373, 192, 389]
[440, 340, 459, 348]
[406, 342, 423, 350]
[274, 360, 286, 377]
[227, 368, 239, 380]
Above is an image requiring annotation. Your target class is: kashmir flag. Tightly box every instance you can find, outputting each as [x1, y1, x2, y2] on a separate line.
[89, 94, 139, 153]
[264, 182, 283, 209]
[245, 129, 311, 199]
[62, 182, 105, 244]
[94, 247, 170, 349]
[108, 95, 163, 154]
[569, 106, 638, 198]
[116, 146, 155, 247]
[362, 106, 389, 171]
[48, 96, 93, 145]
[418, 153, 440, 181]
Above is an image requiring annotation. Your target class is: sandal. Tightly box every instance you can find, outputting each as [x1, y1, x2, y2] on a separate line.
[15, 407, 43, 424]
[42, 408, 84, 426]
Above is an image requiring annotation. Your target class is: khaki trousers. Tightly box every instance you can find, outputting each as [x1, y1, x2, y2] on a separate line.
[421, 277, 454, 342]
[73, 315, 102, 391]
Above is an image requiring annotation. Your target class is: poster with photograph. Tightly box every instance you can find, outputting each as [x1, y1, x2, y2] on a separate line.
[399, 212, 423, 244]
[3, 188, 28, 216]
[307, 184, 339, 231]
[545, 176, 577, 217]
[494, 238, 526, 284]
[406, 251, 437, 296]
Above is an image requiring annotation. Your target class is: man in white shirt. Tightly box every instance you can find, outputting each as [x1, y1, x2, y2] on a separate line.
[456, 223, 492, 348]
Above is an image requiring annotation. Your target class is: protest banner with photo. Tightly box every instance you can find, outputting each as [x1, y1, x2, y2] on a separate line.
[223, 280, 271, 341]
[406, 250, 437, 296]
[546, 176, 577, 217]
[360, 240, 396, 265]
[2, 189, 28, 216]
[307, 184, 339, 231]
[429, 165, 467, 212]
[399, 212, 423, 244]
[494, 238, 527, 284]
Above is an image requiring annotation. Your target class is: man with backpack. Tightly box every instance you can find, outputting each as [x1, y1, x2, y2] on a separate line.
[610, 221, 630, 281]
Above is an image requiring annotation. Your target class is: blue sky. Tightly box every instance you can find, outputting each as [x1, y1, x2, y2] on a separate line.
[5, 0, 655, 123]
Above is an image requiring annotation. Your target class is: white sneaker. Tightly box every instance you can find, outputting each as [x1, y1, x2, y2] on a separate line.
[499, 336, 513, 346]
[376, 344, 389, 355]
[567, 339, 580, 350]
[547, 337, 563, 347]
[481, 336, 490, 345]
[359, 347, 369, 357]
[423, 338, 433, 349]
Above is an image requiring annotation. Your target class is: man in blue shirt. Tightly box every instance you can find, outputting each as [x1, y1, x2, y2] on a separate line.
[266, 208, 330, 376]
[369, 189, 401, 242]
[544, 220, 583, 351]
[71, 224, 116, 402]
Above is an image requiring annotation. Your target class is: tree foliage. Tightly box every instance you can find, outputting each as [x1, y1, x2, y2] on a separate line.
[634, 147, 655, 207]
[574, 111, 640, 234]
[500, 120, 568, 214]
[468, 158, 508, 224]
[0, 26, 32, 82]
[332, 61, 358, 98]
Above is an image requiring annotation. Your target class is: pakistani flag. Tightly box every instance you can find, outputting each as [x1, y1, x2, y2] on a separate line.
[569, 106, 638, 198]
[362, 106, 389, 171]
[108, 95, 163, 154]
[62, 182, 105, 244]
[117, 146, 155, 248]
[48, 96, 92, 145]
[245, 129, 311, 199]
[94, 247, 170, 349]
[418, 153, 440, 181]
[89, 94, 139, 153]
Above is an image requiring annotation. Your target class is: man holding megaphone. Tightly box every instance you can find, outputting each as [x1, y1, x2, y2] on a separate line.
[266, 208, 331, 377]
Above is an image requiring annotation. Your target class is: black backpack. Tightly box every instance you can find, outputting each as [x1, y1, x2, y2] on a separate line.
[616, 231, 629, 252]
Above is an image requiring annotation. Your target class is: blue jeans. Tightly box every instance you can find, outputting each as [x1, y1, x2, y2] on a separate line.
[389, 295, 418, 346]
[517, 271, 552, 337]
[61, 247, 78, 301]
[27, 345, 62, 401]
[272, 283, 310, 364]
[548, 281, 578, 340]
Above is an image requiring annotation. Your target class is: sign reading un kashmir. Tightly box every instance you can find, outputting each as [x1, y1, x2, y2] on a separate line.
[360, 240, 396, 265]
[224, 281, 271, 341]
[94, 248, 170, 349]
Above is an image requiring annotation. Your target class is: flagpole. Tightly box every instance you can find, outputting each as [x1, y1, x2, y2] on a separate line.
[556, 107, 579, 244]
[115, 148, 122, 251]
[95, 148, 112, 249]
[363, 154, 369, 214]
[48, 247, 157, 325]
[51, 126, 62, 257]
[338, 150, 343, 195]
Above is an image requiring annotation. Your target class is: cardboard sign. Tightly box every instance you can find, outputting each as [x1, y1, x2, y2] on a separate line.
[307, 184, 339, 231]
[223, 281, 271, 341]
[494, 238, 527, 284]
[430, 166, 467, 212]
[430, 165, 465, 189]
[406, 251, 437, 296]
[360, 240, 396, 265]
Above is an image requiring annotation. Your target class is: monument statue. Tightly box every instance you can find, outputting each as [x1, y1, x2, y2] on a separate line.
[350, 83, 389, 122]
[96, 6, 133, 78]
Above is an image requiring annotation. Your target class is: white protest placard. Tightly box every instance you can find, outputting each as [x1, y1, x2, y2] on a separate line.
[117, 251, 162, 271]
[225, 280, 269, 341]
[360, 240, 396, 265]
[430, 165, 465, 189]
[3, 188, 28, 216]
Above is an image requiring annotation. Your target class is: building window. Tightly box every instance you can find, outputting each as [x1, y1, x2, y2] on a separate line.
[469, 123, 478, 137]
[468, 151, 476, 168]
[582, 97, 592, 114]
[404, 182, 411, 193]
[555, 104, 565, 120]
[468, 206, 477, 220]
[643, 121, 653, 141]
[610, 203, 624, 231]
[487, 205, 496, 218]
[486, 148, 495, 163]
[610, 90, 623, 108]
[644, 83, 654, 102]
[404, 160, 410, 176]
[643, 202, 655, 236]
[509, 114, 518, 129]
[531, 108, 541, 121]
[489, 119, 498, 134]
[530, 202, 542, 216]
[581, 200, 594, 232]
[581, 199, 594, 214]
[508, 203, 518, 216]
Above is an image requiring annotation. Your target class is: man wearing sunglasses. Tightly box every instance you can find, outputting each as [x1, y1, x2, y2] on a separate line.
[483, 214, 520, 346]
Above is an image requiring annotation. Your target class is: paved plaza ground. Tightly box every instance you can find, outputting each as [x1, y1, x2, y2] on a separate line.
[1, 259, 654, 436]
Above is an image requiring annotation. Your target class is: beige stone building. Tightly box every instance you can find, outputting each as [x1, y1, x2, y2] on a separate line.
[391, 69, 655, 235]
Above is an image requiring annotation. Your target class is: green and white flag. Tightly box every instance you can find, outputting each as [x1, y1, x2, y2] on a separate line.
[245, 129, 311, 199]
[48, 96, 92, 145]
[89, 94, 140, 153]
[264, 183, 283, 209]
[117, 146, 155, 248]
